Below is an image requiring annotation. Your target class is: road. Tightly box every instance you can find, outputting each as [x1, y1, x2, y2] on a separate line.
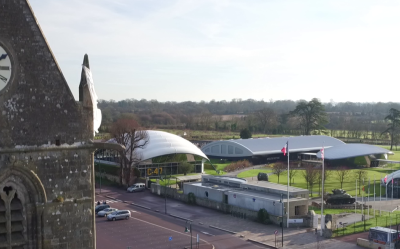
[95, 187, 263, 249]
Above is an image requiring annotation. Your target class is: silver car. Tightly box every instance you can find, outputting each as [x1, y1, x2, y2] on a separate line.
[97, 208, 118, 217]
[127, 183, 145, 193]
[107, 210, 131, 221]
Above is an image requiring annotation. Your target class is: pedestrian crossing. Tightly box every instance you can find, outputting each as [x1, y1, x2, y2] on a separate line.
[96, 199, 121, 205]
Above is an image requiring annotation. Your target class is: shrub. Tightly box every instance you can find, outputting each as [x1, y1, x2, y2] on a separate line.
[188, 192, 196, 204]
[257, 208, 269, 223]
[240, 128, 252, 139]
[178, 162, 194, 175]
[223, 160, 252, 172]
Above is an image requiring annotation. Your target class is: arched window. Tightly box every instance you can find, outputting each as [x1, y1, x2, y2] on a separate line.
[211, 145, 220, 154]
[0, 186, 26, 248]
[235, 147, 243, 154]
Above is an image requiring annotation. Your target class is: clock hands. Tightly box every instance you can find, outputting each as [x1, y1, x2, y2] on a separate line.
[0, 54, 7, 61]
[0, 74, 7, 83]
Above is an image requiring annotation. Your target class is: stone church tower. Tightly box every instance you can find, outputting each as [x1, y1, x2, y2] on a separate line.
[0, 1, 102, 248]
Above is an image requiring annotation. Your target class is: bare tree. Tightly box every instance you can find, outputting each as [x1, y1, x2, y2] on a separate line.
[254, 108, 277, 134]
[111, 118, 149, 186]
[272, 162, 287, 183]
[316, 168, 331, 196]
[289, 168, 298, 186]
[335, 166, 351, 189]
[301, 165, 318, 196]
[353, 170, 368, 194]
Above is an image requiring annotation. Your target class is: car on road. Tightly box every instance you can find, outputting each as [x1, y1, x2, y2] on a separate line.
[97, 208, 118, 217]
[127, 183, 145, 193]
[107, 210, 131, 221]
[95, 204, 110, 214]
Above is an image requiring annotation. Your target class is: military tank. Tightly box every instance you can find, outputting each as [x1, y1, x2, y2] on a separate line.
[324, 189, 356, 205]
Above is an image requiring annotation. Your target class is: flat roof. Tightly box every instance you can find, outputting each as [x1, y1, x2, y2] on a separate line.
[176, 175, 202, 181]
[228, 189, 308, 203]
[243, 181, 308, 193]
[186, 182, 307, 202]
[375, 159, 400, 164]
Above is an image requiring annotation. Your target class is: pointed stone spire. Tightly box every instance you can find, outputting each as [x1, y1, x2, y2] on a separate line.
[79, 54, 90, 102]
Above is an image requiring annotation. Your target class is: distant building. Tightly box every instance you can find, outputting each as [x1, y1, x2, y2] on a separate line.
[201, 135, 344, 164]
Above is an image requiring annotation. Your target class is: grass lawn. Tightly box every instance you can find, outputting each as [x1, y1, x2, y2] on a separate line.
[237, 169, 272, 178]
[334, 210, 400, 237]
[309, 207, 363, 215]
[204, 162, 229, 175]
[237, 167, 398, 197]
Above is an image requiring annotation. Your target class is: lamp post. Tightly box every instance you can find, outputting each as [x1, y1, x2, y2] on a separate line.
[280, 194, 284, 246]
[184, 220, 192, 249]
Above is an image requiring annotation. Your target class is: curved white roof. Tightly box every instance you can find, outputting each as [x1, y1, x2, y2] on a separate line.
[108, 130, 208, 162]
[201, 135, 344, 158]
[316, 144, 391, 160]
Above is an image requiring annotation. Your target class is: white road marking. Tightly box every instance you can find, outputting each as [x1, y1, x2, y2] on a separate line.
[201, 231, 214, 236]
[129, 216, 210, 244]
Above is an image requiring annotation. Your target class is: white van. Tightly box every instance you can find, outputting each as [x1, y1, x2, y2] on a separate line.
[127, 183, 145, 193]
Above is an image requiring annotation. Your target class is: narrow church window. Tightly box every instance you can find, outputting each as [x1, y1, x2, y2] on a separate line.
[0, 186, 26, 248]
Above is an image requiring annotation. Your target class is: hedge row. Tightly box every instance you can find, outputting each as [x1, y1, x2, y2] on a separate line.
[94, 163, 120, 176]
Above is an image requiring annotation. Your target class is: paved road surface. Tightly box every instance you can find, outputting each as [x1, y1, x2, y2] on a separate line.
[95, 190, 262, 249]
[96, 186, 365, 249]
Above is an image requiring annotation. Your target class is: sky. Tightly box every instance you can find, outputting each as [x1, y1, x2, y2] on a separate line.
[29, 0, 400, 103]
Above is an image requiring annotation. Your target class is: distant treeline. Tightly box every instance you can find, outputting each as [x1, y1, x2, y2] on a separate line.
[98, 99, 400, 141]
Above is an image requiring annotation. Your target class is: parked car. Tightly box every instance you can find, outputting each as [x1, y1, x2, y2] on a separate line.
[95, 204, 110, 214]
[257, 172, 268, 181]
[127, 183, 145, 193]
[97, 208, 118, 217]
[107, 210, 131, 221]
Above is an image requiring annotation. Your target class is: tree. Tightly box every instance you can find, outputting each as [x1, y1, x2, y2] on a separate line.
[381, 108, 400, 150]
[301, 165, 318, 196]
[240, 128, 252, 139]
[111, 118, 149, 186]
[334, 167, 351, 189]
[353, 170, 368, 195]
[316, 168, 331, 196]
[254, 108, 277, 134]
[290, 98, 328, 135]
[288, 168, 298, 186]
[178, 162, 194, 176]
[272, 162, 286, 183]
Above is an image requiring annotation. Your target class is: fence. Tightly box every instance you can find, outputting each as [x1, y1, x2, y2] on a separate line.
[332, 211, 400, 237]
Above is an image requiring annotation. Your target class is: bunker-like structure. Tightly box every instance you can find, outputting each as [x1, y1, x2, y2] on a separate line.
[184, 175, 309, 217]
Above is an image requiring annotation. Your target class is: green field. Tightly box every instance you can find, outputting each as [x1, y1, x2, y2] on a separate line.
[334, 210, 400, 236]
[237, 169, 272, 178]
[236, 166, 400, 197]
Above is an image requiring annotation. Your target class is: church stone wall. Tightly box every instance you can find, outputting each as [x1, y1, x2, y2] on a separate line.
[0, 0, 97, 248]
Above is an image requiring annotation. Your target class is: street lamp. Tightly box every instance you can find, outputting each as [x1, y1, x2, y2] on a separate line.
[184, 220, 193, 249]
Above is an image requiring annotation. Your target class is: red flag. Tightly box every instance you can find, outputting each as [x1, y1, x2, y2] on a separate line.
[281, 142, 288, 156]
[321, 147, 324, 160]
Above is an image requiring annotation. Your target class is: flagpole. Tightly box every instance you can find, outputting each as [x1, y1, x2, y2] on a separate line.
[287, 141, 290, 229]
[355, 179, 357, 215]
[380, 174, 382, 216]
[374, 178, 376, 217]
[320, 146, 325, 236]
[368, 178, 370, 218]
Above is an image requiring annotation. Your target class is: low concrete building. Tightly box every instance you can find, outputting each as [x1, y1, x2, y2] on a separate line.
[184, 175, 309, 217]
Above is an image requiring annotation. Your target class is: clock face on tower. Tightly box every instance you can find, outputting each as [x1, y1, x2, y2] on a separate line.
[0, 44, 12, 91]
